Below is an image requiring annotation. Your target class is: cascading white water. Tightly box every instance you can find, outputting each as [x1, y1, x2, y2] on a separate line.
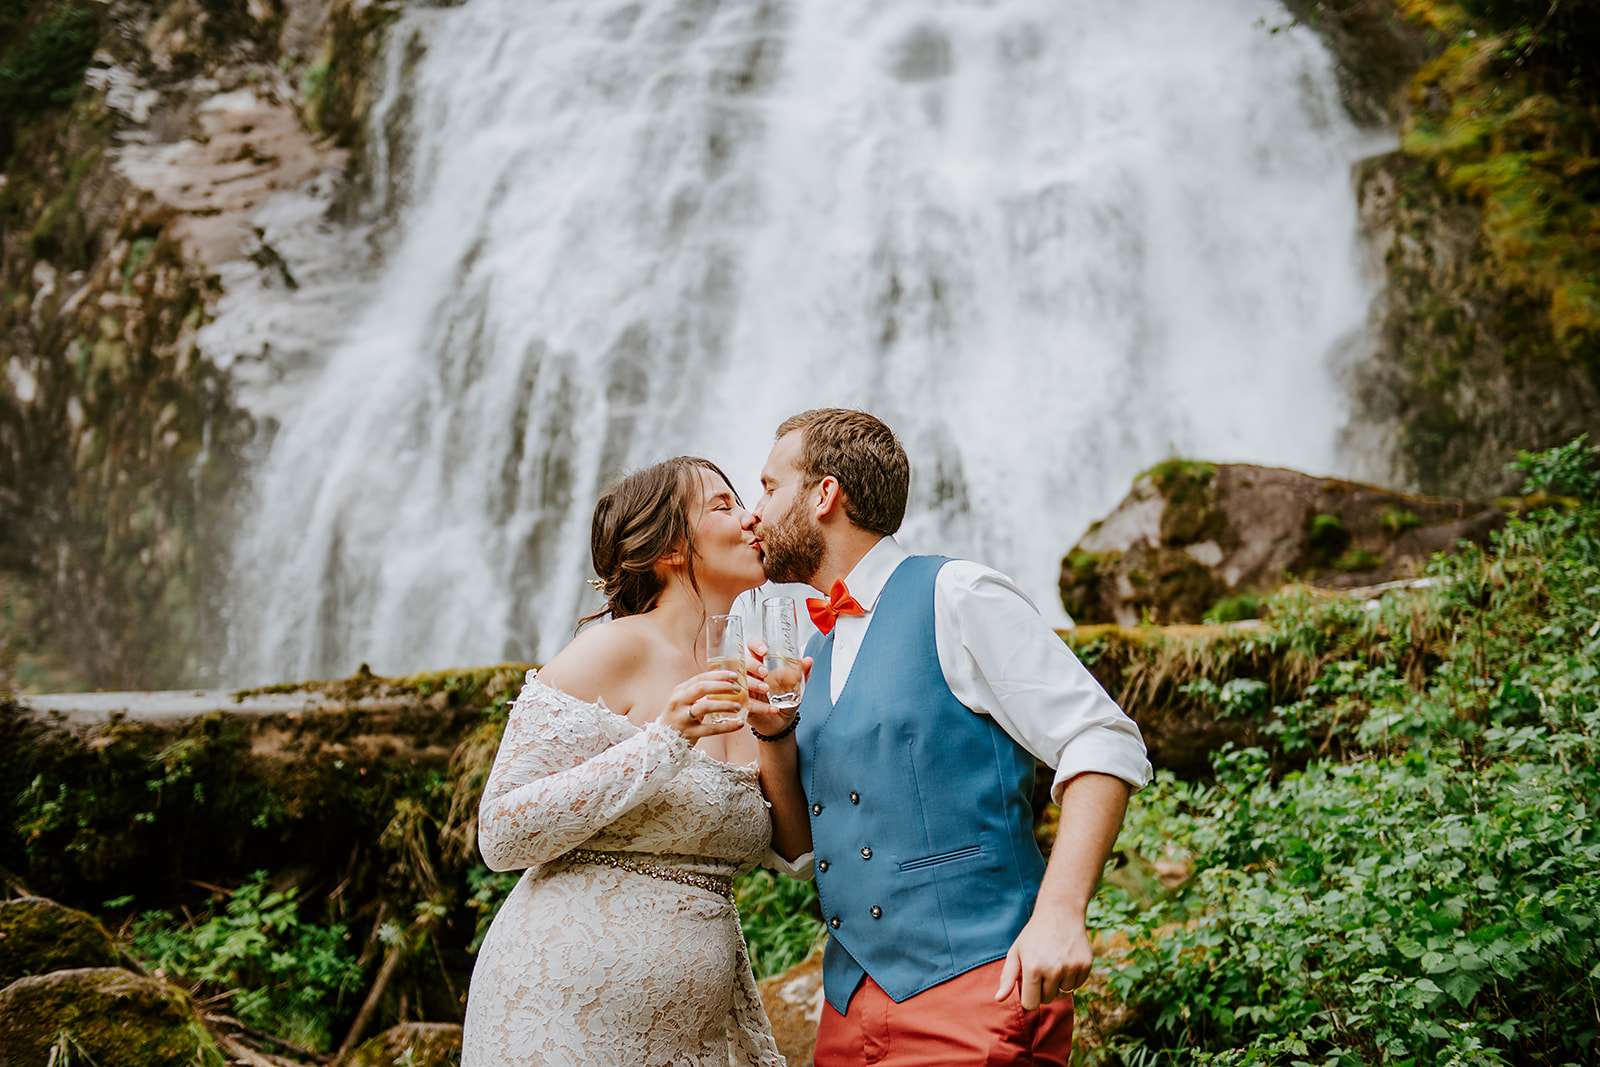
[210, 0, 1393, 686]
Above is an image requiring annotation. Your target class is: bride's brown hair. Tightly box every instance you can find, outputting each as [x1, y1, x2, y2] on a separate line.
[580, 456, 743, 626]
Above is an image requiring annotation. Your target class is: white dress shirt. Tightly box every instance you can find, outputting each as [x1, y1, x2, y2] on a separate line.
[825, 536, 1152, 802]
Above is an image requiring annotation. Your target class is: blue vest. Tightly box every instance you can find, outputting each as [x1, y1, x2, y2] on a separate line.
[796, 555, 1046, 1014]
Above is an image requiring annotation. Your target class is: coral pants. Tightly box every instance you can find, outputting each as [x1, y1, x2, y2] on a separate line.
[813, 959, 1075, 1066]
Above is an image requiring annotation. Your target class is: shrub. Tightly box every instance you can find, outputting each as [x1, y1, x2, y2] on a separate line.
[124, 872, 367, 1053]
[1091, 440, 1600, 1066]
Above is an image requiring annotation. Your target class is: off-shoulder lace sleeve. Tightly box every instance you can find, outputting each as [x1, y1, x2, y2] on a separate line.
[477, 675, 695, 871]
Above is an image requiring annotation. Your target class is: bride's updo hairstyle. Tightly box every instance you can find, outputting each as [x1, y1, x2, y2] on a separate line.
[582, 456, 742, 625]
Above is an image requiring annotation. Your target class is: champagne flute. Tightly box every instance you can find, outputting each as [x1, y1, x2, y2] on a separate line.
[761, 596, 805, 710]
[704, 614, 749, 725]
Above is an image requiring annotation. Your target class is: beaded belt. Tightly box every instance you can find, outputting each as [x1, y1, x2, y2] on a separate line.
[564, 849, 735, 902]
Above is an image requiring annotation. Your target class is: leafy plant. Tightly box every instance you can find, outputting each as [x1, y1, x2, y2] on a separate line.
[1510, 432, 1599, 499]
[125, 872, 367, 1053]
[1089, 439, 1600, 1065]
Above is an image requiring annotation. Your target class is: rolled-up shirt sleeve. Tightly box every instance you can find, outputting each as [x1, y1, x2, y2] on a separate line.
[935, 560, 1152, 801]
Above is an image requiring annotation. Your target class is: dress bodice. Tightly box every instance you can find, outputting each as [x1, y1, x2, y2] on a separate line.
[477, 672, 773, 876]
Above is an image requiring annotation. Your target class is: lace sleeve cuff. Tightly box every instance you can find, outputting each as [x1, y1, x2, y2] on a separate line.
[642, 719, 694, 762]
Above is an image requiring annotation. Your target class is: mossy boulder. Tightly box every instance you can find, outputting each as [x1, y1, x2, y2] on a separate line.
[1061, 463, 1506, 626]
[0, 897, 119, 987]
[343, 1022, 462, 1067]
[0, 967, 207, 1067]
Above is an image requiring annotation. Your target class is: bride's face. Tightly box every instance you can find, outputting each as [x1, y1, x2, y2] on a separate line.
[685, 468, 765, 596]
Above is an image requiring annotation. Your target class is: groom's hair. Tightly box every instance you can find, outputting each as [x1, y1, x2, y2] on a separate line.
[776, 409, 908, 536]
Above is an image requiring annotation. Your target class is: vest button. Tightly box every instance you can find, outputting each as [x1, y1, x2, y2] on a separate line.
[860, 847, 872, 860]
[818, 860, 829, 873]
[849, 791, 859, 804]
[870, 905, 882, 919]
[829, 916, 841, 929]
[811, 803, 822, 815]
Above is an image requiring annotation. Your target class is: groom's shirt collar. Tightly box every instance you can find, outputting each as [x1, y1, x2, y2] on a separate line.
[837, 535, 908, 616]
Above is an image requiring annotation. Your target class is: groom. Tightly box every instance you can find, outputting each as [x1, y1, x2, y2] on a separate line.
[752, 409, 1151, 1065]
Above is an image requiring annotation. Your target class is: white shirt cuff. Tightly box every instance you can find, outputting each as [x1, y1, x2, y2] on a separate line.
[1052, 741, 1153, 804]
[762, 848, 815, 881]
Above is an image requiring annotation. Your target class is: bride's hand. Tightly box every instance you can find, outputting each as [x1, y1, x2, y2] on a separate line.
[659, 671, 748, 740]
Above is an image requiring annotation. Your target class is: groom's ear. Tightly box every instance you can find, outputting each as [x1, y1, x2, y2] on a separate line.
[814, 476, 844, 519]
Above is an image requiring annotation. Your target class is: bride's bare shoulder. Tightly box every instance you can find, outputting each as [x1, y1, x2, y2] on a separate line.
[534, 617, 659, 712]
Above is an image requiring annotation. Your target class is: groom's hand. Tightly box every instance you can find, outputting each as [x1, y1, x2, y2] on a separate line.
[744, 642, 810, 736]
[994, 907, 1093, 1010]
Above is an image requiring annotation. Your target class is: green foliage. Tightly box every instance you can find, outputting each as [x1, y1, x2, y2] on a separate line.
[1309, 513, 1351, 559]
[1092, 439, 1600, 1065]
[1511, 432, 1599, 499]
[734, 869, 825, 979]
[1203, 594, 1262, 624]
[464, 866, 519, 953]
[0, 1, 100, 120]
[300, 59, 332, 130]
[125, 872, 367, 1053]
[1381, 508, 1423, 535]
[1454, 0, 1600, 91]
[1330, 548, 1384, 572]
[1144, 459, 1218, 491]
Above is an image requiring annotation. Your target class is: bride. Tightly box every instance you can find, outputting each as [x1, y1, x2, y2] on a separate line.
[462, 456, 810, 1067]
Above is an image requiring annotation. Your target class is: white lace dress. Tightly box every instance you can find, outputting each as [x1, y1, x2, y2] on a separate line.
[461, 672, 786, 1067]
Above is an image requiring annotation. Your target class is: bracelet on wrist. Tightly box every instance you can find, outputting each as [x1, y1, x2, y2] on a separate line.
[750, 711, 800, 743]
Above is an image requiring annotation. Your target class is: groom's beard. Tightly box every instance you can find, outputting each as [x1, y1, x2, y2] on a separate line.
[758, 496, 825, 586]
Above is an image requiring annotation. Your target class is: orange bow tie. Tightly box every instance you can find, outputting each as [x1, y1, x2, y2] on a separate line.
[807, 579, 867, 635]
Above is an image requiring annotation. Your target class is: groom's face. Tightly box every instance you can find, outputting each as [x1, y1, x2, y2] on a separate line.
[754, 432, 826, 587]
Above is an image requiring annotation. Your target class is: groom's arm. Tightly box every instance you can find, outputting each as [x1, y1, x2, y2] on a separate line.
[929, 560, 1148, 1008]
[993, 771, 1128, 1009]
[748, 651, 814, 862]
[755, 729, 814, 862]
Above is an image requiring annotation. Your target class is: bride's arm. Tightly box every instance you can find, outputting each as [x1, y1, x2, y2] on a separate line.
[478, 650, 745, 871]
[476, 679, 697, 871]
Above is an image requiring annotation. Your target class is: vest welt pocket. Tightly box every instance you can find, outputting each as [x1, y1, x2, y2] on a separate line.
[897, 844, 983, 872]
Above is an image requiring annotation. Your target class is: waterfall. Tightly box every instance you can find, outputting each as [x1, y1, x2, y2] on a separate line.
[208, 0, 1392, 686]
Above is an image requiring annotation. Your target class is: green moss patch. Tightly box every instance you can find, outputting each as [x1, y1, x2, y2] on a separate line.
[0, 897, 117, 987]
[0, 967, 218, 1067]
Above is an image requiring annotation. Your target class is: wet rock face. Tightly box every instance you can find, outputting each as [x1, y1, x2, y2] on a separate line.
[0, 966, 202, 1067]
[1356, 150, 1600, 498]
[345, 1022, 463, 1067]
[1060, 461, 1506, 626]
[0, 897, 119, 987]
[0, 0, 397, 691]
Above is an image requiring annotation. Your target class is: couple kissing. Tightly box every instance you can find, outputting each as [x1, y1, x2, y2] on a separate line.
[461, 408, 1152, 1067]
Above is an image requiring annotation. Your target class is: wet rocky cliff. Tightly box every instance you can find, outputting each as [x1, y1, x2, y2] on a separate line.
[0, 0, 394, 691]
[1293, 0, 1600, 494]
